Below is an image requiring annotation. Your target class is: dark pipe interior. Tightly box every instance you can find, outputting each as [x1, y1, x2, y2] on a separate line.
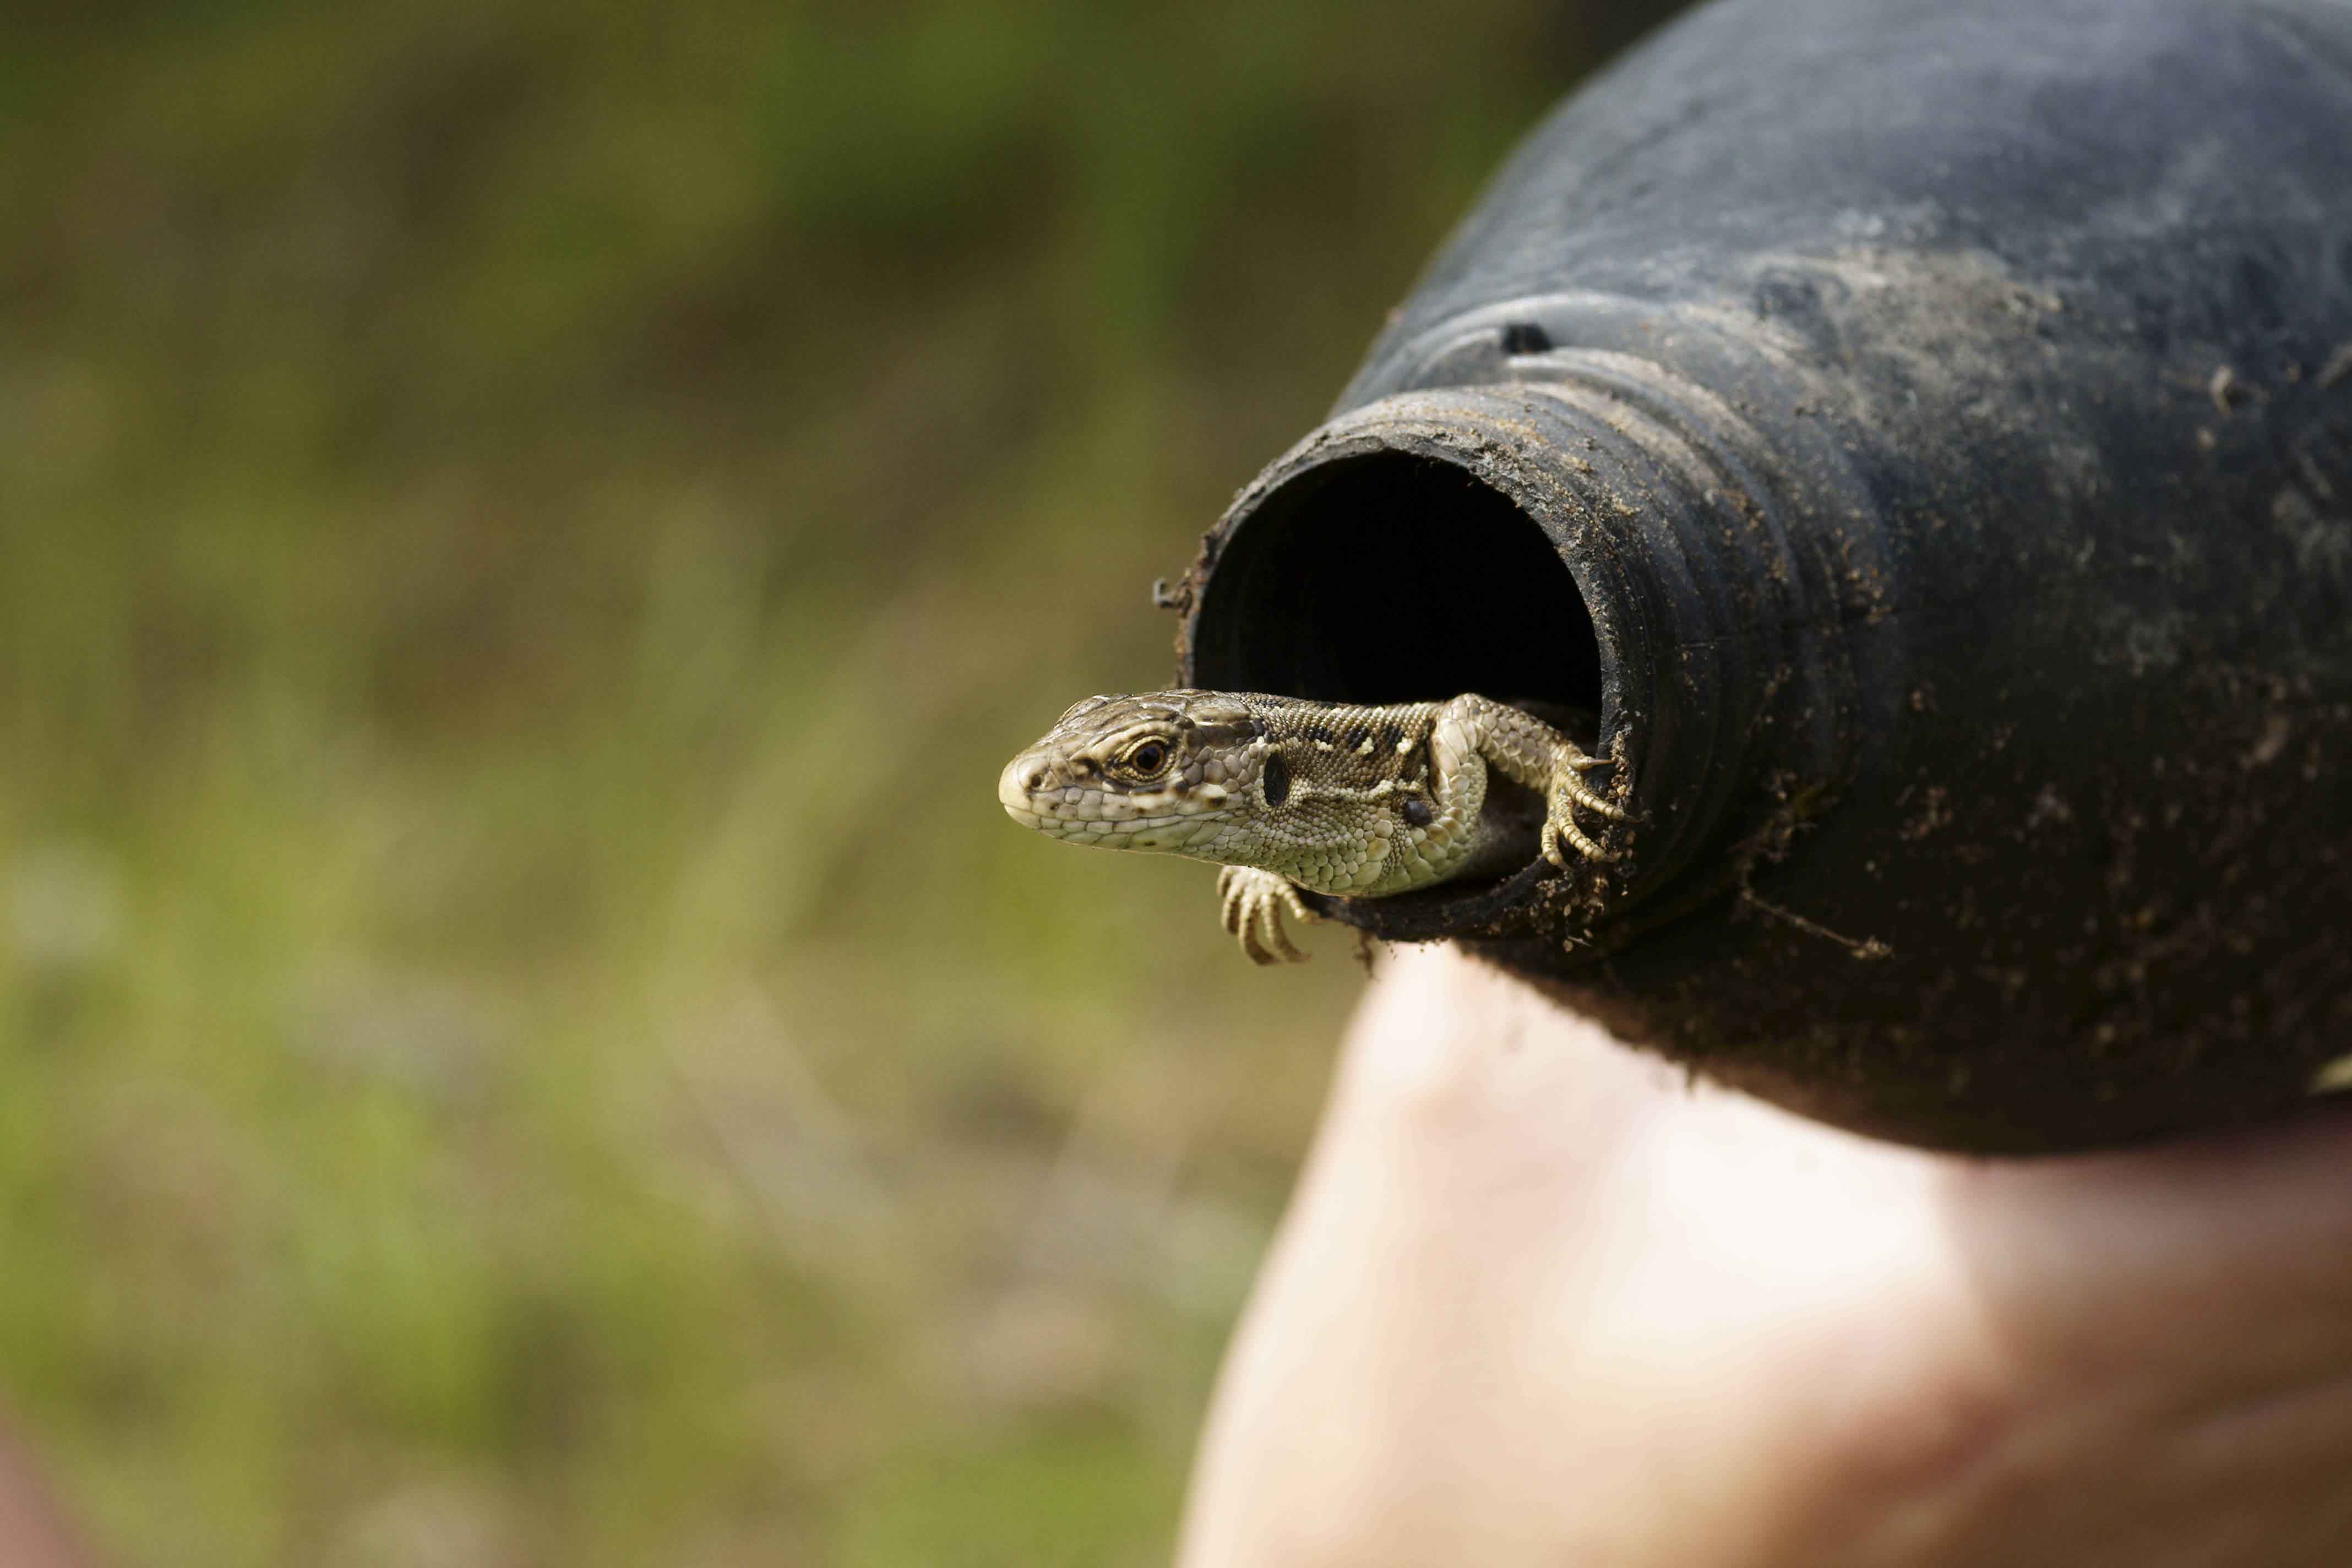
[1190, 453, 1600, 713]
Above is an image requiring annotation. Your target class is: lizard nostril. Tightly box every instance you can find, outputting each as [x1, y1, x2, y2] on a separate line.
[1026, 768, 1048, 791]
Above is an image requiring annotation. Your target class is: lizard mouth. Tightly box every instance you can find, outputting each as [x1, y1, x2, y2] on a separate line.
[997, 756, 1227, 850]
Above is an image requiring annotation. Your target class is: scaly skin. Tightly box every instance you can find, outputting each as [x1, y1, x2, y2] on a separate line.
[998, 691, 1629, 963]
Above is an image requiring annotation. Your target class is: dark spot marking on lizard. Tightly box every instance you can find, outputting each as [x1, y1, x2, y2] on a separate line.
[1402, 796, 1434, 827]
[1262, 752, 1292, 808]
[1380, 723, 1402, 752]
[1304, 725, 1334, 745]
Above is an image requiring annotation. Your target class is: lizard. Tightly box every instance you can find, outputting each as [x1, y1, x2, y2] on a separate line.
[997, 690, 1630, 963]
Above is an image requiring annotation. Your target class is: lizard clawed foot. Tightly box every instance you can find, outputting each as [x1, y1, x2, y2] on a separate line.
[1218, 865, 1319, 965]
[1554, 755, 1632, 823]
[1542, 750, 1635, 869]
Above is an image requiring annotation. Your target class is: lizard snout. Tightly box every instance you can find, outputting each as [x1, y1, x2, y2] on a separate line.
[1000, 749, 1098, 834]
[998, 752, 1052, 823]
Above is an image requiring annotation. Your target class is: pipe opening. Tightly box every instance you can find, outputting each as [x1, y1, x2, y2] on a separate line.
[1189, 452, 1600, 716]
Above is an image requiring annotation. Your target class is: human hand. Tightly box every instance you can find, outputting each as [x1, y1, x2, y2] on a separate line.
[1179, 945, 2352, 1567]
[0, 1414, 92, 1568]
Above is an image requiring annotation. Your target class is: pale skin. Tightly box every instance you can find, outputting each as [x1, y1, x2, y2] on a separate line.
[1179, 945, 2352, 1568]
[0, 1414, 91, 1568]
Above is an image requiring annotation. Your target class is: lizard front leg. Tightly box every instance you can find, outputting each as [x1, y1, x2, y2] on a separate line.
[1218, 865, 1320, 965]
[1435, 694, 1631, 869]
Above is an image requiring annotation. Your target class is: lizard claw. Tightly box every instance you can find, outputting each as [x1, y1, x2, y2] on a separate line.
[1552, 820, 1621, 864]
[1543, 741, 1634, 868]
[1217, 865, 1318, 965]
[1545, 780, 1628, 867]
[1555, 766, 1633, 822]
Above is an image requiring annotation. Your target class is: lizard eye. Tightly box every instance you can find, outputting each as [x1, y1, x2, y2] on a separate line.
[1123, 740, 1170, 777]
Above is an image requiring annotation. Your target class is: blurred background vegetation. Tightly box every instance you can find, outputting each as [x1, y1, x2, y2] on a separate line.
[2, 1, 1681, 1562]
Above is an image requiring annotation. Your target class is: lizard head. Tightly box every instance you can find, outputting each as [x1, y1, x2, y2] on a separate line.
[998, 691, 1270, 856]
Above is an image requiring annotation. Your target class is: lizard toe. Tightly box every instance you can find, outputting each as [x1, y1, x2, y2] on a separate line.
[1559, 777, 1634, 820]
[1260, 902, 1308, 963]
[1217, 867, 1315, 963]
[1552, 817, 1619, 863]
[1220, 866, 1269, 938]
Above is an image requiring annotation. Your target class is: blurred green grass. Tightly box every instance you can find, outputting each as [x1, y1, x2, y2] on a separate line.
[0, 2, 1671, 1562]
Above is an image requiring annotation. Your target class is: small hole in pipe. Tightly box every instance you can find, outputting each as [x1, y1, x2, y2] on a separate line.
[1500, 321, 1553, 355]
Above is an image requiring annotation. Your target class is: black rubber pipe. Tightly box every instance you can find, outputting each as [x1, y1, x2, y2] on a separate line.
[1175, 0, 2352, 1152]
